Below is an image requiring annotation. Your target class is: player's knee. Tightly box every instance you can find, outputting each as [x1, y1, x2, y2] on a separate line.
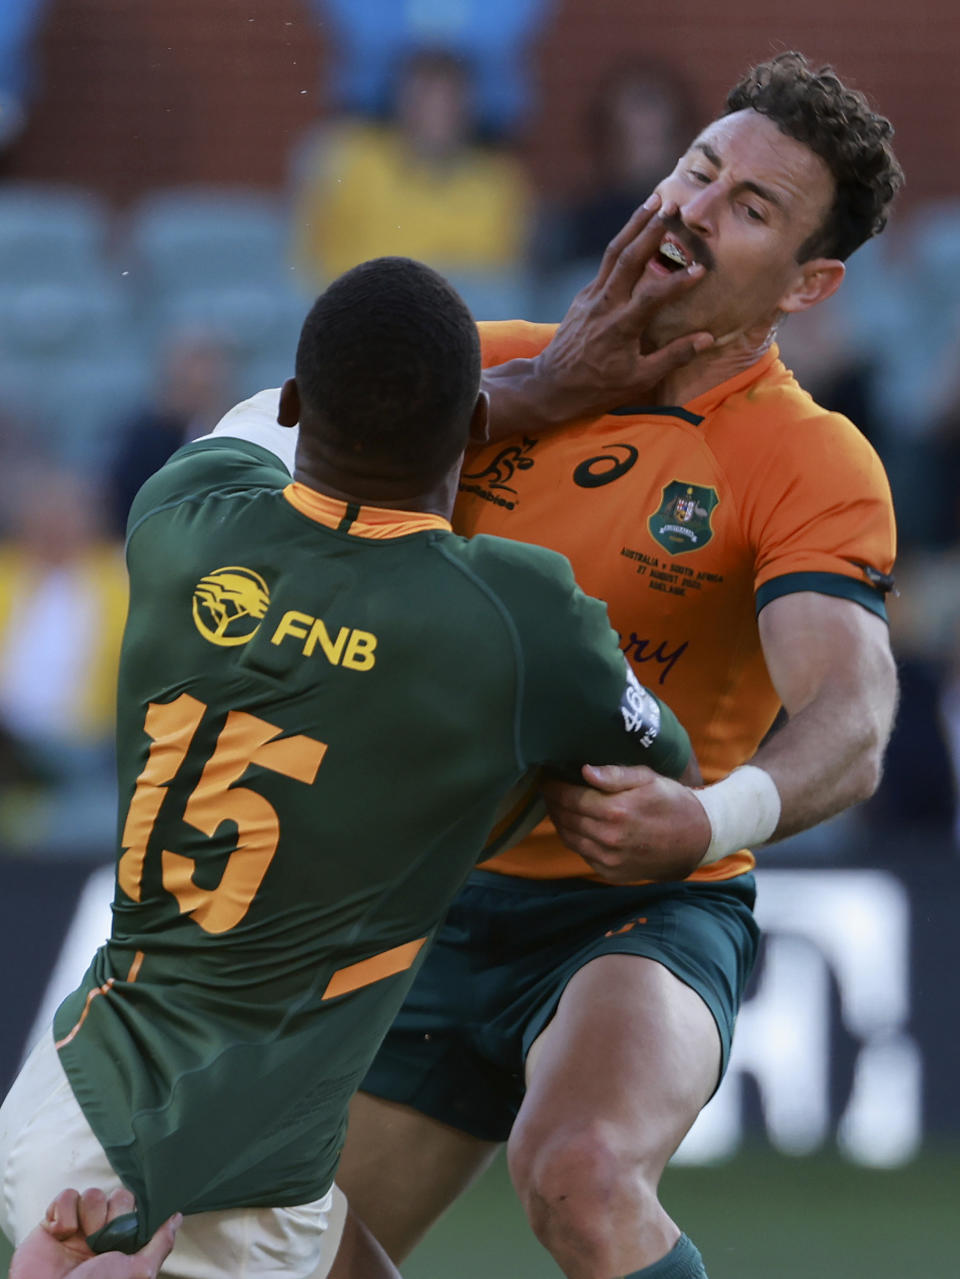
[508, 1118, 657, 1252]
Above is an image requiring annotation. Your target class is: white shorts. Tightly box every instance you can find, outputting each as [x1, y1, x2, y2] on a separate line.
[0, 1030, 347, 1279]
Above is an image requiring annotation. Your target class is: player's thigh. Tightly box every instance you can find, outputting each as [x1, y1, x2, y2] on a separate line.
[336, 1091, 499, 1263]
[326, 1203, 402, 1279]
[509, 875, 757, 1180]
[510, 954, 721, 1183]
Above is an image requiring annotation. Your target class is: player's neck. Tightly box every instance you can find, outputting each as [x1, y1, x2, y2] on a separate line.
[654, 326, 776, 407]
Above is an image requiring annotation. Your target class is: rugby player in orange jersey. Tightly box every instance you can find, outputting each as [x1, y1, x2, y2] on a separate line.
[338, 53, 904, 1279]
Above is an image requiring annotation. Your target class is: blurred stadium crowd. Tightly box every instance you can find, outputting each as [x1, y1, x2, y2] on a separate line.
[0, 0, 955, 864]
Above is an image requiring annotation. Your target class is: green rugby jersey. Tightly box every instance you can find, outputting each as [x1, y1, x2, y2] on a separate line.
[53, 415, 689, 1238]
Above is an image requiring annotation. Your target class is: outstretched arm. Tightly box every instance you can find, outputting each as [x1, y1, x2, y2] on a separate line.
[482, 195, 712, 440]
[544, 593, 897, 882]
[10, 1189, 180, 1279]
[749, 592, 896, 832]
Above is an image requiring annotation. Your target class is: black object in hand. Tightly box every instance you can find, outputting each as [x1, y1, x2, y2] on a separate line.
[85, 1211, 141, 1255]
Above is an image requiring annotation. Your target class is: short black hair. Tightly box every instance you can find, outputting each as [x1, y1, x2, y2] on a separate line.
[724, 52, 904, 262]
[295, 257, 481, 477]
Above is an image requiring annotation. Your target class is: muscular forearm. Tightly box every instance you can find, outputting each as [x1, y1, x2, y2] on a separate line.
[748, 594, 899, 845]
[750, 673, 896, 841]
[544, 593, 897, 882]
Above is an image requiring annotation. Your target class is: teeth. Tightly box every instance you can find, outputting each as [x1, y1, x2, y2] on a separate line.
[660, 240, 689, 267]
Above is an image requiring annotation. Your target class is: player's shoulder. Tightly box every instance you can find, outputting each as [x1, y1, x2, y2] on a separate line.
[441, 532, 611, 662]
[710, 353, 884, 475]
[457, 530, 575, 579]
[441, 531, 578, 606]
[478, 320, 558, 368]
[127, 423, 290, 540]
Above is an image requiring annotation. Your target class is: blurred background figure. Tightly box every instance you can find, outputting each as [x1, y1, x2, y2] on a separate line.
[0, 464, 125, 859]
[308, 0, 554, 140]
[917, 313, 960, 548]
[0, 0, 50, 163]
[540, 59, 698, 273]
[290, 48, 532, 311]
[532, 59, 698, 316]
[858, 548, 960, 856]
[105, 327, 236, 534]
[774, 289, 883, 450]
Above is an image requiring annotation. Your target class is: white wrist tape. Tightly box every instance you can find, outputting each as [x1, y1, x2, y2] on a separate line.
[693, 765, 782, 866]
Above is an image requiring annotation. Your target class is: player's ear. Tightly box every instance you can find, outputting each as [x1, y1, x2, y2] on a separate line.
[468, 390, 490, 444]
[778, 258, 845, 314]
[277, 378, 301, 427]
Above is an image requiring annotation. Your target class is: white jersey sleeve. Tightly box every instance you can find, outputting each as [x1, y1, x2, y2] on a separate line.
[195, 389, 300, 476]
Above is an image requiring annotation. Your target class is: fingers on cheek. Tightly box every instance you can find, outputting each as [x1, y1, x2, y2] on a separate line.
[619, 243, 651, 273]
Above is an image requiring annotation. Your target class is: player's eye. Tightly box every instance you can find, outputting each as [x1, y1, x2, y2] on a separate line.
[688, 169, 711, 184]
[743, 204, 766, 222]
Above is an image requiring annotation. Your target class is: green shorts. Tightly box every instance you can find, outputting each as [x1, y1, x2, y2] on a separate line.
[361, 869, 759, 1142]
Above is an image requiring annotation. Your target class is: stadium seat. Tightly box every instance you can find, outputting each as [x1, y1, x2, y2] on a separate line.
[861, 205, 960, 438]
[444, 270, 534, 323]
[0, 352, 152, 469]
[151, 282, 305, 362]
[128, 188, 291, 294]
[235, 350, 295, 402]
[0, 279, 136, 359]
[529, 260, 598, 324]
[0, 183, 113, 285]
[903, 200, 960, 283]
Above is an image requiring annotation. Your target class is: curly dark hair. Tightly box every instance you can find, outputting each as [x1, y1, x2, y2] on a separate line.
[724, 51, 904, 262]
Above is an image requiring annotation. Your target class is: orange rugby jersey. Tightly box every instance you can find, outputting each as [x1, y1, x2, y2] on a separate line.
[458, 321, 896, 883]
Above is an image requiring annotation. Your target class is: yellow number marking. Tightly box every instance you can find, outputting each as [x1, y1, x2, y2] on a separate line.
[118, 694, 206, 902]
[118, 698, 326, 934]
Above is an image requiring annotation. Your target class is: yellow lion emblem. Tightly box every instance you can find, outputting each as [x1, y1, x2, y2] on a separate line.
[192, 566, 270, 647]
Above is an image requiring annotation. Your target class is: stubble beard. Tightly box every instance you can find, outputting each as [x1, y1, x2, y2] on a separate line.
[644, 289, 716, 348]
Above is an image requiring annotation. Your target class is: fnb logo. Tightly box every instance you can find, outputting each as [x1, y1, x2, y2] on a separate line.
[192, 567, 270, 647]
[270, 611, 378, 671]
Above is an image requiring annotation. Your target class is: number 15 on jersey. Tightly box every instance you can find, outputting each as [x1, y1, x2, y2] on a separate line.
[117, 694, 327, 935]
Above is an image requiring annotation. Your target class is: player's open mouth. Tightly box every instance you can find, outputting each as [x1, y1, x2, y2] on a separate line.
[656, 236, 693, 272]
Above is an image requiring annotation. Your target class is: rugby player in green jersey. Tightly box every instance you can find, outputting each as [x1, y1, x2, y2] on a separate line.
[0, 252, 706, 1279]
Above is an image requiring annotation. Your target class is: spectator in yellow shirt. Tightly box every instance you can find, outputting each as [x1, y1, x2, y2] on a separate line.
[292, 49, 531, 288]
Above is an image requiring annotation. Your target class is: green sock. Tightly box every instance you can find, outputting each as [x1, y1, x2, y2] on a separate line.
[622, 1233, 708, 1278]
